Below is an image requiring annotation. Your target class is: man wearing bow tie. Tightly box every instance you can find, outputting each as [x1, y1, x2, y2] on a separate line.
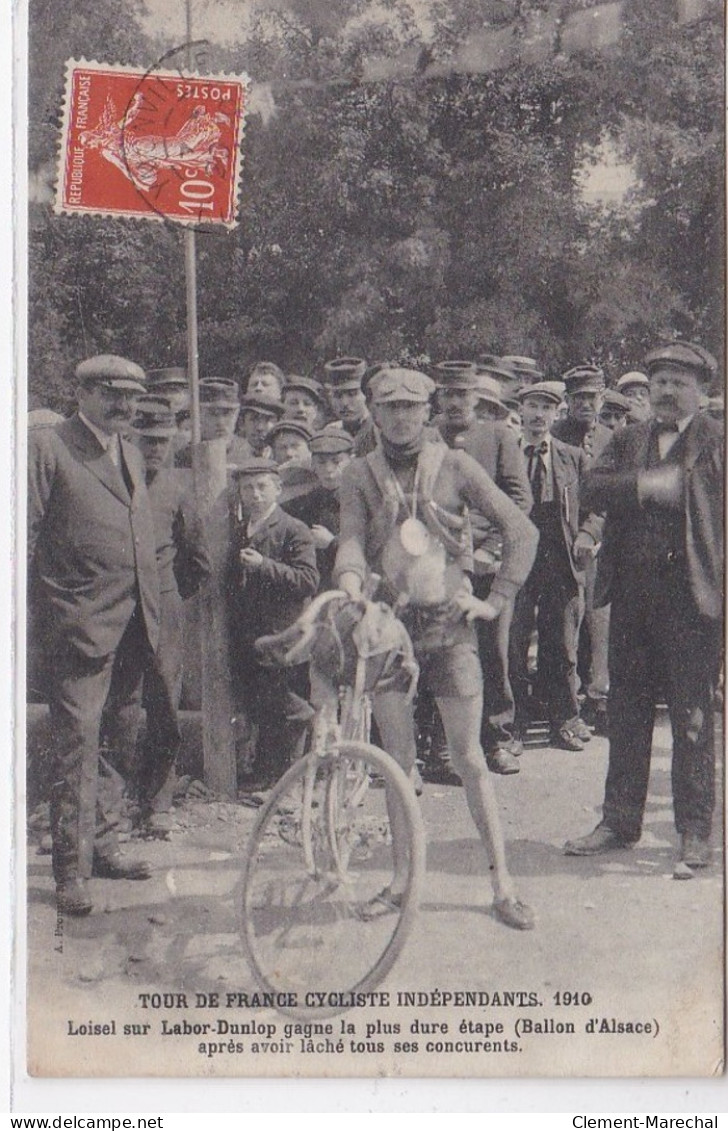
[565, 343, 723, 873]
[509, 382, 591, 752]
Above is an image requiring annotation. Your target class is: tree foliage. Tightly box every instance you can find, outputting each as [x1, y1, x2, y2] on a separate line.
[28, 0, 724, 409]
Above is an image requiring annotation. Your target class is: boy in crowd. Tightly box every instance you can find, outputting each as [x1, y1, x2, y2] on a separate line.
[227, 459, 319, 789]
[285, 427, 353, 591]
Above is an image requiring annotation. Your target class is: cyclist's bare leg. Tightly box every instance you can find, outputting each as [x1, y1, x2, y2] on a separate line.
[372, 690, 418, 896]
[436, 694, 515, 903]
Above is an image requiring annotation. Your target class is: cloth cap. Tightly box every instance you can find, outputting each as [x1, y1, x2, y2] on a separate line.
[28, 408, 64, 428]
[147, 366, 187, 389]
[199, 379, 240, 407]
[433, 360, 479, 389]
[475, 358, 521, 383]
[643, 342, 717, 382]
[267, 420, 314, 444]
[132, 396, 178, 436]
[474, 374, 509, 417]
[616, 370, 650, 391]
[323, 357, 367, 388]
[282, 376, 326, 404]
[601, 390, 632, 412]
[518, 380, 565, 406]
[500, 356, 544, 382]
[228, 457, 281, 477]
[562, 364, 606, 394]
[75, 354, 146, 392]
[239, 394, 285, 419]
[369, 368, 435, 405]
[310, 427, 354, 454]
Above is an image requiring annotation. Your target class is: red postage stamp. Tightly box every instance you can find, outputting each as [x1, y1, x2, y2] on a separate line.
[55, 59, 249, 226]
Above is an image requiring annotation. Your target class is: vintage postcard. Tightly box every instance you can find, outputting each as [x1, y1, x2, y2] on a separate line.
[19, 0, 725, 1084]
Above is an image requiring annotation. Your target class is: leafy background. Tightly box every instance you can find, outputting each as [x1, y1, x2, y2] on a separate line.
[28, 0, 724, 411]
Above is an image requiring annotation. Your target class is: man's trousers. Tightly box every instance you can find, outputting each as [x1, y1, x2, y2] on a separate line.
[48, 607, 153, 883]
[602, 569, 720, 842]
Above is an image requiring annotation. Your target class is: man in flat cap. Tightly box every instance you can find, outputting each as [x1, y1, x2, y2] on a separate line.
[616, 371, 652, 424]
[236, 394, 284, 460]
[510, 382, 594, 752]
[599, 389, 632, 433]
[565, 343, 723, 874]
[324, 357, 377, 456]
[28, 355, 159, 915]
[129, 398, 211, 832]
[336, 367, 538, 930]
[432, 360, 533, 777]
[147, 366, 191, 441]
[227, 459, 319, 789]
[175, 379, 250, 468]
[285, 427, 353, 591]
[553, 365, 613, 737]
[282, 376, 327, 432]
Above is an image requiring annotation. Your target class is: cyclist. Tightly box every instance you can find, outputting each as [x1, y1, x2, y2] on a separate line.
[335, 367, 539, 930]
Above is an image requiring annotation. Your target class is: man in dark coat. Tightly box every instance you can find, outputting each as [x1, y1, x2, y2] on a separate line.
[565, 342, 723, 873]
[509, 382, 590, 751]
[227, 459, 319, 787]
[432, 361, 533, 776]
[130, 398, 211, 831]
[284, 427, 353, 591]
[28, 356, 160, 915]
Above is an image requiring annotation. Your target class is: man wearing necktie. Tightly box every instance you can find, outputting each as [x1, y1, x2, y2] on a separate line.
[509, 381, 591, 752]
[28, 356, 160, 915]
[565, 342, 723, 874]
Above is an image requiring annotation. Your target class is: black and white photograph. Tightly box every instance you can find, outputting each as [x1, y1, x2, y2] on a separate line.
[16, 0, 726, 1087]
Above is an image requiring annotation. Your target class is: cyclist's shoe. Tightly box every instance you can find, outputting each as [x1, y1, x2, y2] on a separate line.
[493, 895, 535, 931]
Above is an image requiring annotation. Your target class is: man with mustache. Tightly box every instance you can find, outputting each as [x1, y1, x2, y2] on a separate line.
[565, 342, 723, 875]
[28, 356, 160, 915]
[509, 381, 592, 752]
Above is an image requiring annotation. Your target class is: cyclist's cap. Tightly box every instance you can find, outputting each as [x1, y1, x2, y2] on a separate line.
[369, 368, 435, 405]
[267, 420, 314, 444]
[147, 366, 187, 390]
[518, 380, 565, 406]
[75, 354, 147, 392]
[643, 341, 717, 383]
[239, 394, 285, 418]
[432, 360, 478, 389]
[310, 427, 353, 454]
[562, 364, 606, 393]
[228, 457, 281, 477]
[616, 370, 649, 391]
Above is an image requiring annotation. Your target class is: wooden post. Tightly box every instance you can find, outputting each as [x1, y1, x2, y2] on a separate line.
[194, 438, 237, 798]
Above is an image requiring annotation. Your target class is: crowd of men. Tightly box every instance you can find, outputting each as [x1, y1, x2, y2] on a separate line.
[28, 343, 724, 926]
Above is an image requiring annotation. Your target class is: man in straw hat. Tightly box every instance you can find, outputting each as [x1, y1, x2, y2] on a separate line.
[336, 367, 538, 929]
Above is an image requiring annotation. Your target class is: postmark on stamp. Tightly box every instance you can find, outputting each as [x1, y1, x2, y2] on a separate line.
[55, 57, 249, 227]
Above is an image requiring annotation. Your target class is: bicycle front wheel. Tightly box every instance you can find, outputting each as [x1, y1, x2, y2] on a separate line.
[240, 741, 425, 1017]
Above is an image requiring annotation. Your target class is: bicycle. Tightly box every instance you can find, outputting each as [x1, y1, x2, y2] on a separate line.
[239, 589, 427, 1018]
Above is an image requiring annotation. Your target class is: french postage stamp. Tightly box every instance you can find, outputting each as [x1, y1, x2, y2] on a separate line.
[55, 59, 249, 227]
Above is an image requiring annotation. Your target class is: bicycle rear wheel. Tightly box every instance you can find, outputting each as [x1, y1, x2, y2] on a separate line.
[240, 741, 425, 1017]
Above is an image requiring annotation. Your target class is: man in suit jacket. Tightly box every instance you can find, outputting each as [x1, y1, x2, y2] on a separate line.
[129, 398, 211, 832]
[432, 361, 533, 776]
[28, 356, 160, 915]
[565, 343, 723, 872]
[509, 382, 589, 751]
[226, 459, 319, 788]
[552, 364, 613, 734]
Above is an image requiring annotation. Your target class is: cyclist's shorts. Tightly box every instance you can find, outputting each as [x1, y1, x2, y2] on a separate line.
[418, 639, 483, 699]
